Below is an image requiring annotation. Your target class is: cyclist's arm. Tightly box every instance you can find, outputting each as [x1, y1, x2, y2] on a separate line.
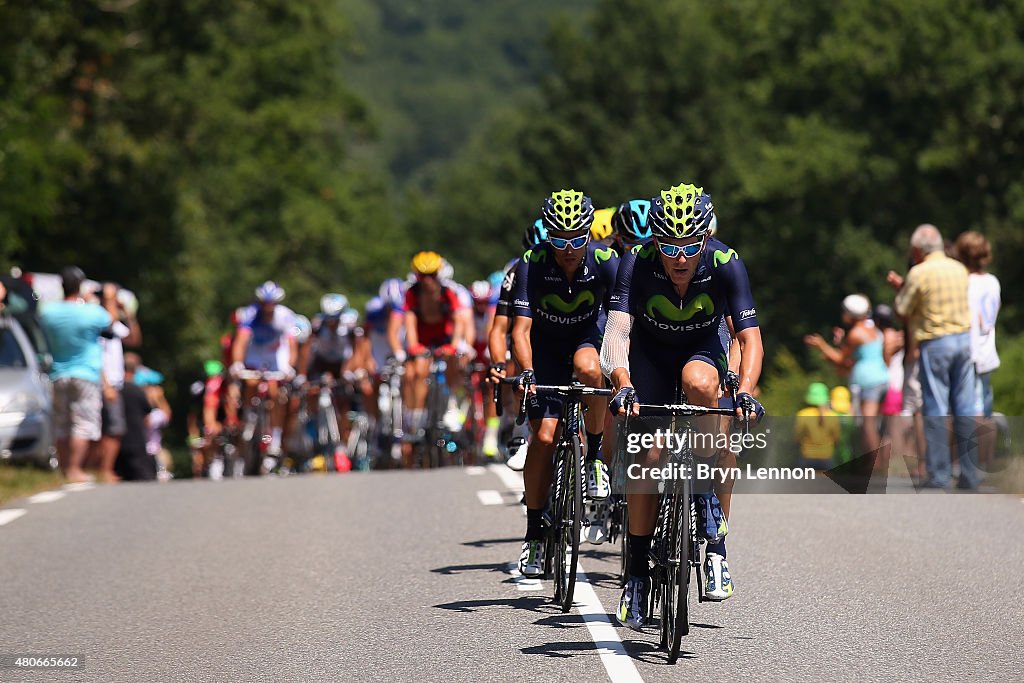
[387, 309, 404, 356]
[725, 315, 741, 375]
[735, 327, 763, 397]
[287, 334, 298, 371]
[231, 327, 251, 366]
[600, 310, 634, 391]
[511, 315, 533, 372]
[404, 311, 421, 351]
[509, 258, 533, 371]
[488, 314, 509, 367]
[718, 251, 763, 396]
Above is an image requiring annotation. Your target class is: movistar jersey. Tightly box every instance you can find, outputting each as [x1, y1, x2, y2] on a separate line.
[495, 259, 518, 319]
[511, 242, 619, 338]
[609, 237, 758, 345]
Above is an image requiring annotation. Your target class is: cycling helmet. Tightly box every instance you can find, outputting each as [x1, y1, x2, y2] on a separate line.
[339, 307, 360, 327]
[590, 207, 616, 241]
[320, 293, 348, 319]
[365, 296, 387, 323]
[379, 278, 405, 310]
[471, 280, 492, 303]
[439, 259, 455, 282]
[540, 189, 594, 234]
[487, 270, 505, 293]
[292, 314, 312, 344]
[203, 360, 224, 378]
[612, 199, 653, 241]
[411, 251, 444, 276]
[649, 183, 715, 239]
[255, 280, 285, 303]
[522, 219, 548, 250]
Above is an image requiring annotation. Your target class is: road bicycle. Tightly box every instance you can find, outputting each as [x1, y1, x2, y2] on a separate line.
[503, 375, 611, 612]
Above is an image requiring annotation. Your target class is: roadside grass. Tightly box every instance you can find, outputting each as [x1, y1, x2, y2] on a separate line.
[0, 464, 64, 506]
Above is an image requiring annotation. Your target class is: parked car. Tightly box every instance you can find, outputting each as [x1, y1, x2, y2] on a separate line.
[0, 314, 56, 469]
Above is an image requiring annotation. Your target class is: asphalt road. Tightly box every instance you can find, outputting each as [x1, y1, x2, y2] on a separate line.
[0, 466, 1022, 682]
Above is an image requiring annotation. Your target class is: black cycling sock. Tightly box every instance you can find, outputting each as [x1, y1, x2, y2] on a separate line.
[706, 539, 727, 558]
[525, 508, 545, 541]
[586, 431, 603, 461]
[629, 534, 653, 578]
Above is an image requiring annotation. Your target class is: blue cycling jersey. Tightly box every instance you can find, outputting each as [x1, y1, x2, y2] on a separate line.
[511, 242, 619, 338]
[609, 237, 758, 345]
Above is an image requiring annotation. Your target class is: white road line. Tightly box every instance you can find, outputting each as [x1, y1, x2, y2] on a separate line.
[27, 491, 66, 504]
[62, 482, 95, 492]
[465, 466, 487, 476]
[576, 565, 645, 683]
[0, 509, 27, 526]
[487, 463, 524, 493]
[505, 563, 544, 592]
[477, 490, 504, 506]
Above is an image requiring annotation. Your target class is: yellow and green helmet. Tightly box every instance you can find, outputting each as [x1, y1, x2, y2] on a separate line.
[649, 182, 716, 239]
[541, 189, 595, 235]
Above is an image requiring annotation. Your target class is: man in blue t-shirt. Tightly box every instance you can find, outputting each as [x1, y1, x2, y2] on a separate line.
[39, 267, 112, 483]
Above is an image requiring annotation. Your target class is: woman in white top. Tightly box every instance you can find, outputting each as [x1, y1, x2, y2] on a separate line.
[955, 230, 1000, 467]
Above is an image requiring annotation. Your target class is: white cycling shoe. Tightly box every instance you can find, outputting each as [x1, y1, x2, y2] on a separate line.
[518, 540, 545, 578]
[586, 459, 611, 500]
[582, 501, 610, 545]
[703, 553, 735, 601]
[506, 439, 528, 472]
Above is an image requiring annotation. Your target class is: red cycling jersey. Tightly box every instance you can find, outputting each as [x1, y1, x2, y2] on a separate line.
[404, 283, 461, 348]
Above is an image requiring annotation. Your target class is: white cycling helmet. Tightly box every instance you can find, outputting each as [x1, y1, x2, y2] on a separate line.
[339, 307, 360, 327]
[255, 280, 285, 303]
[439, 259, 454, 282]
[292, 314, 312, 344]
[320, 293, 348, 318]
[471, 280, 491, 303]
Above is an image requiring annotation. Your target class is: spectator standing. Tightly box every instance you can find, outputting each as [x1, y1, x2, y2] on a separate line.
[805, 294, 888, 458]
[38, 267, 111, 483]
[955, 230, 1001, 468]
[888, 224, 979, 490]
[115, 353, 156, 481]
[94, 282, 142, 483]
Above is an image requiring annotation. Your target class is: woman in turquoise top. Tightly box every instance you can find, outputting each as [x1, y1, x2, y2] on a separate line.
[805, 294, 889, 458]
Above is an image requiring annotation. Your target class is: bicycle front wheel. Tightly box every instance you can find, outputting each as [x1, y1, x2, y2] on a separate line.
[555, 437, 584, 613]
[666, 480, 691, 663]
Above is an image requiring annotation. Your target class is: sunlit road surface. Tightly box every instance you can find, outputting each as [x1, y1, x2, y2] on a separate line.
[1, 466, 1021, 682]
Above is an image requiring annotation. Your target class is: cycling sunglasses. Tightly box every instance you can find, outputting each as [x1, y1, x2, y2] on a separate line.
[656, 238, 705, 259]
[548, 234, 589, 251]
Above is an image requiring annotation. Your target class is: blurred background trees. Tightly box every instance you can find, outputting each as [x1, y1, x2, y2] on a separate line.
[2, 0, 1023, 413]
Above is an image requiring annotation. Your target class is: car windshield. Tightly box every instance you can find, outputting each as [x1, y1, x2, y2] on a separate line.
[0, 327, 27, 368]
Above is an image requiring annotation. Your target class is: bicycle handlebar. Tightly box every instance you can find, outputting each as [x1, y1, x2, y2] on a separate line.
[235, 369, 289, 381]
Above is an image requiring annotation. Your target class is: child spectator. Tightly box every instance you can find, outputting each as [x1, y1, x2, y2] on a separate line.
[794, 383, 840, 470]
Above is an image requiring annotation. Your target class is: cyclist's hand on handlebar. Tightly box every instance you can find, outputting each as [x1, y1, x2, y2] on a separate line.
[517, 368, 536, 395]
[391, 349, 407, 364]
[488, 362, 506, 384]
[610, 387, 638, 416]
[407, 343, 427, 358]
[736, 392, 765, 423]
[229, 362, 245, 379]
[439, 343, 458, 358]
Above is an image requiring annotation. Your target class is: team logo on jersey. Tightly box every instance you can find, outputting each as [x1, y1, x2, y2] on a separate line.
[713, 249, 738, 267]
[632, 243, 657, 260]
[595, 247, 617, 263]
[645, 293, 714, 322]
[524, 249, 548, 263]
[541, 291, 595, 313]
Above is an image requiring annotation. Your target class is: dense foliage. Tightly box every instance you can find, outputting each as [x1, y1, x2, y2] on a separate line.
[3, 0, 1022, 415]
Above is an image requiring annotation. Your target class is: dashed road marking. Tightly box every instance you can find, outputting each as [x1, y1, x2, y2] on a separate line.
[477, 490, 504, 506]
[465, 466, 487, 476]
[0, 509, 27, 526]
[28, 491, 66, 504]
[487, 463, 524, 493]
[63, 482, 95, 492]
[576, 565, 645, 683]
